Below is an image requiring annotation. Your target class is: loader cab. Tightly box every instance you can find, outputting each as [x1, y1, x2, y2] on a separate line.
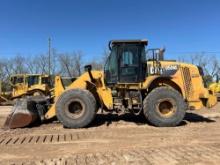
[104, 40, 148, 85]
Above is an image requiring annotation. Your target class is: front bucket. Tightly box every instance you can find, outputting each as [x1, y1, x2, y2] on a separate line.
[3, 99, 39, 129]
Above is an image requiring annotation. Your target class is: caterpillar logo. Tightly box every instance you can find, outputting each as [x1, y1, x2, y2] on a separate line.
[148, 64, 179, 75]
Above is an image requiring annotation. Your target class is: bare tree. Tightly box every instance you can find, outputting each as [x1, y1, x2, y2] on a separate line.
[0, 60, 7, 82]
[58, 51, 84, 77]
[207, 55, 219, 78]
[90, 60, 103, 70]
[11, 55, 28, 74]
[3, 55, 27, 78]
[73, 51, 83, 76]
[26, 48, 58, 75]
[0, 55, 27, 91]
[26, 56, 40, 74]
[102, 48, 109, 65]
[58, 53, 75, 77]
[187, 53, 220, 84]
[189, 53, 219, 77]
[35, 54, 49, 74]
[50, 48, 58, 75]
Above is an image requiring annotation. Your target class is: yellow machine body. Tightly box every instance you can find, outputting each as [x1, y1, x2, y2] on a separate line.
[45, 60, 217, 119]
[0, 74, 51, 104]
[10, 74, 50, 98]
[45, 71, 112, 119]
[209, 81, 220, 100]
[4, 39, 217, 129]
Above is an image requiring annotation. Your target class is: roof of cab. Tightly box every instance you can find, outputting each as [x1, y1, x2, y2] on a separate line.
[110, 39, 148, 45]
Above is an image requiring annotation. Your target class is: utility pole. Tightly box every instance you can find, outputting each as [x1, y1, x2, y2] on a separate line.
[48, 37, 51, 76]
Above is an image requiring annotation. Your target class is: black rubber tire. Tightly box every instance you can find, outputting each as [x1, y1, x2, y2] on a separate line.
[56, 89, 96, 128]
[143, 87, 186, 127]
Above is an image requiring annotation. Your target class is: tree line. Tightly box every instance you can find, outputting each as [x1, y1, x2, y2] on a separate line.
[0, 50, 219, 90]
[178, 53, 220, 84]
[0, 49, 108, 83]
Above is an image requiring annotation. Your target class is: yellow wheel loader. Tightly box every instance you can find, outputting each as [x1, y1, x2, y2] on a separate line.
[3, 40, 217, 129]
[0, 74, 51, 105]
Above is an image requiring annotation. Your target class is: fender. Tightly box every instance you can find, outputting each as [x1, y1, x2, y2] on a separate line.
[45, 71, 113, 119]
[142, 75, 185, 98]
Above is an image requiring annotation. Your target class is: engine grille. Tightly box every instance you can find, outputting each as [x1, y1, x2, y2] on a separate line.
[181, 67, 193, 98]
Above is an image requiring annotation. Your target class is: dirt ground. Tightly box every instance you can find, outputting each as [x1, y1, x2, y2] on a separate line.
[1, 104, 220, 165]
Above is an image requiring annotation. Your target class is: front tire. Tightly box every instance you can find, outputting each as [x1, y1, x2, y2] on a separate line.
[56, 89, 96, 128]
[143, 87, 186, 127]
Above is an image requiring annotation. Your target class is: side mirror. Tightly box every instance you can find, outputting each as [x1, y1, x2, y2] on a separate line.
[84, 65, 92, 72]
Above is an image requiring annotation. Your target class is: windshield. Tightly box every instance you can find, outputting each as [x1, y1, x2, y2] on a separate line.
[120, 46, 139, 67]
[42, 77, 50, 84]
[104, 56, 110, 72]
[104, 47, 118, 76]
[104, 46, 118, 84]
[27, 76, 39, 86]
[11, 76, 24, 85]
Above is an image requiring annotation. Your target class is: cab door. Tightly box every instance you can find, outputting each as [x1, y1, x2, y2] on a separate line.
[118, 45, 146, 83]
[104, 47, 118, 85]
[104, 44, 146, 85]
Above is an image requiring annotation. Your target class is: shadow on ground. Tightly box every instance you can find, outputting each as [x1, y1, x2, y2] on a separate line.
[184, 112, 215, 123]
[2, 112, 215, 130]
[89, 112, 216, 128]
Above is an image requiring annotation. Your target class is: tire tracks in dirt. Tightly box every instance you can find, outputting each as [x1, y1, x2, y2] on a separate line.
[2, 144, 220, 165]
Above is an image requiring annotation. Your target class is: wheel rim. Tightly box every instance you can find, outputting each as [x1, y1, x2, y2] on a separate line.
[156, 98, 177, 118]
[65, 99, 85, 119]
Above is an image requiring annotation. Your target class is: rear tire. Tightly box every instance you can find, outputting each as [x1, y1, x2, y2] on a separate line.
[56, 89, 96, 128]
[143, 87, 186, 127]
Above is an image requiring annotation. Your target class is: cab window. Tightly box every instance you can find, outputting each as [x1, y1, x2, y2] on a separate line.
[121, 47, 138, 66]
[105, 47, 118, 76]
[11, 77, 24, 84]
[42, 77, 49, 84]
[28, 76, 39, 86]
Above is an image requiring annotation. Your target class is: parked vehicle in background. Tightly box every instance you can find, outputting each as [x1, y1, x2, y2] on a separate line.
[0, 74, 51, 105]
